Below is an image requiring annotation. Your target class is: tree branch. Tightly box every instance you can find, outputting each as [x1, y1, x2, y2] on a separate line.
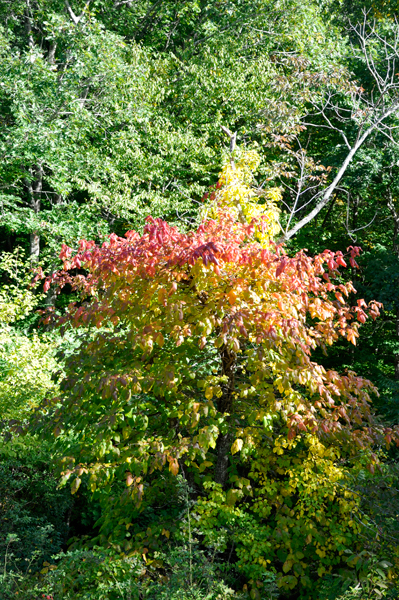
[65, 0, 91, 25]
[280, 99, 399, 241]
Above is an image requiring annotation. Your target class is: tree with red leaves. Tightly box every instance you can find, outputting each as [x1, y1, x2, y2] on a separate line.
[36, 152, 393, 594]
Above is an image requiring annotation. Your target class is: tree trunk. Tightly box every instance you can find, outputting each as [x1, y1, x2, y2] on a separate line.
[26, 165, 43, 261]
[24, 7, 34, 48]
[214, 432, 233, 487]
[387, 190, 399, 380]
[48, 42, 57, 64]
[214, 345, 236, 487]
[395, 308, 399, 382]
[30, 232, 40, 260]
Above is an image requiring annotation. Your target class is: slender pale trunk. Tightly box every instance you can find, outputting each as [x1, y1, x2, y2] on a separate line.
[48, 42, 57, 64]
[214, 346, 236, 487]
[24, 7, 34, 48]
[44, 194, 63, 308]
[26, 165, 43, 261]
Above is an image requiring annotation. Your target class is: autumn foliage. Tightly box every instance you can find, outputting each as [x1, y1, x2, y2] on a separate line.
[37, 152, 394, 595]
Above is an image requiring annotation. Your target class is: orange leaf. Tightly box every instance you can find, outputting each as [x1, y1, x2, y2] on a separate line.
[168, 458, 179, 476]
[228, 290, 237, 305]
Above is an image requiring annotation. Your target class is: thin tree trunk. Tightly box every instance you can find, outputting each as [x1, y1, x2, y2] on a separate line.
[395, 309, 399, 382]
[387, 190, 399, 380]
[214, 346, 236, 487]
[214, 432, 233, 487]
[24, 7, 34, 48]
[48, 42, 57, 64]
[26, 165, 43, 261]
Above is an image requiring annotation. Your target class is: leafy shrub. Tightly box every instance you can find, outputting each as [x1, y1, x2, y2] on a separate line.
[1, 545, 244, 600]
[0, 437, 72, 578]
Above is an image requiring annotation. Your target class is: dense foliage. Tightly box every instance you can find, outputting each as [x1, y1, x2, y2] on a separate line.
[2, 1, 399, 599]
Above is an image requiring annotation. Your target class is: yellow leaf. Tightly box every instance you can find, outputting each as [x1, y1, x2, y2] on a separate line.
[231, 438, 243, 454]
[155, 333, 164, 347]
[283, 560, 293, 573]
[71, 477, 81, 495]
[205, 386, 213, 400]
[226, 488, 242, 505]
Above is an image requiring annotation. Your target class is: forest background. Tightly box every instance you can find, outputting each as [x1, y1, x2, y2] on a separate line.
[2, 1, 399, 599]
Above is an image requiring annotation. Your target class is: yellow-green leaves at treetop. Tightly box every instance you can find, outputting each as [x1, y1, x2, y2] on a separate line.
[204, 149, 281, 246]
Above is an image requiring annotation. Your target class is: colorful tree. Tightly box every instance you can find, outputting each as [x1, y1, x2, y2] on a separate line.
[36, 152, 393, 596]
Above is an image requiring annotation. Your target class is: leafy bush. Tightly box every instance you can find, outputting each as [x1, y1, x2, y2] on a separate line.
[319, 560, 398, 600]
[0, 250, 60, 421]
[0, 437, 72, 578]
[1, 545, 245, 600]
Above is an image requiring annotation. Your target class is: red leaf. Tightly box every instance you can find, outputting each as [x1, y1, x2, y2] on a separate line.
[336, 254, 347, 268]
[276, 258, 287, 278]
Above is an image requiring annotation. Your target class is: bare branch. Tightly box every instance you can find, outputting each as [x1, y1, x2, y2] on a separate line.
[277, 17, 399, 242]
[221, 126, 237, 154]
[281, 99, 399, 241]
[114, 0, 134, 7]
[65, 0, 91, 26]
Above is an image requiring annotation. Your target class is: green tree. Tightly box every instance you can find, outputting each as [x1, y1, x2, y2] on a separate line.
[0, 0, 349, 264]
